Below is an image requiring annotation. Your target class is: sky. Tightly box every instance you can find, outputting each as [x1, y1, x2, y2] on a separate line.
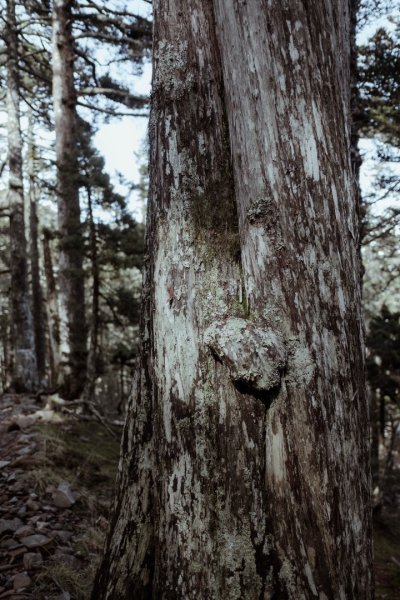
[92, 0, 152, 222]
[94, 61, 151, 222]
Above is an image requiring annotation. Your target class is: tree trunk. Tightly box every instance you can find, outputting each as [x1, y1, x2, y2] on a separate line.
[42, 230, 60, 389]
[93, 1, 373, 598]
[52, 0, 87, 398]
[6, 0, 39, 393]
[83, 186, 100, 403]
[28, 112, 47, 386]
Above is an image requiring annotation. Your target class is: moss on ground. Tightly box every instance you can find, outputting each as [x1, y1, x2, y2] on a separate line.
[26, 418, 120, 599]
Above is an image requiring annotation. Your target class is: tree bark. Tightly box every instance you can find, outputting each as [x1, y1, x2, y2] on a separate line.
[83, 185, 100, 403]
[42, 230, 60, 389]
[28, 112, 47, 386]
[6, 0, 39, 393]
[93, 1, 373, 598]
[52, 0, 87, 398]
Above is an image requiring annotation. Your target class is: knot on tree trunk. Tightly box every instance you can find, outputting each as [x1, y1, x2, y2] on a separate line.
[204, 317, 286, 397]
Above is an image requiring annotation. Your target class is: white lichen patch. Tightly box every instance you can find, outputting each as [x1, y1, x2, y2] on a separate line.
[153, 39, 194, 100]
[304, 562, 318, 596]
[204, 317, 286, 393]
[217, 519, 262, 599]
[286, 338, 316, 387]
[289, 100, 321, 181]
[279, 558, 298, 596]
[153, 218, 200, 442]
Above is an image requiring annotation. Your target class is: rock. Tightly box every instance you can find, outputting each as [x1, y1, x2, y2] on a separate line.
[16, 446, 33, 456]
[8, 481, 24, 493]
[23, 552, 43, 570]
[51, 530, 73, 543]
[0, 461, 10, 470]
[28, 515, 41, 525]
[15, 525, 34, 538]
[0, 518, 23, 535]
[8, 546, 27, 559]
[19, 534, 52, 549]
[26, 499, 40, 512]
[13, 572, 31, 590]
[52, 482, 76, 509]
[36, 521, 49, 532]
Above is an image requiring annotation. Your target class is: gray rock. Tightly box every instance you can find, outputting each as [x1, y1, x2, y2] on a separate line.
[52, 481, 76, 509]
[23, 552, 43, 570]
[0, 460, 10, 470]
[51, 530, 73, 543]
[15, 525, 34, 538]
[13, 572, 31, 590]
[19, 533, 52, 548]
[0, 517, 23, 535]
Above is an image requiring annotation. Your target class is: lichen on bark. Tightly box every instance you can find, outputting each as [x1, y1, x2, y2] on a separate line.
[205, 317, 286, 395]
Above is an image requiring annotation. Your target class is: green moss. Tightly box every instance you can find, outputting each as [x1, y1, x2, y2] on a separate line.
[30, 420, 120, 505]
[190, 180, 240, 261]
[34, 560, 99, 600]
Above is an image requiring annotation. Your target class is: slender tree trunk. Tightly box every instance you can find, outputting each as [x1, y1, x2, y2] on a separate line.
[6, 0, 39, 393]
[370, 390, 380, 489]
[28, 112, 46, 385]
[93, 1, 373, 598]
[83, 186, 100, 403]
[42, 230, 60, 389]
[52, 0, 87, 398]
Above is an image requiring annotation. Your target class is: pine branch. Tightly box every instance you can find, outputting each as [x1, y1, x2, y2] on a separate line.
[77, 100, 149, 118]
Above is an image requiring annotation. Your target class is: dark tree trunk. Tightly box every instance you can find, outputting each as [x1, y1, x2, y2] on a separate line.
[42, 230, 60, 389]
[52, 0, 87, 398]
[28, 113, 46, 385]
[93, 1, 373, 598]
[83, 186, 100, 403]
[7, 0, 39, 392]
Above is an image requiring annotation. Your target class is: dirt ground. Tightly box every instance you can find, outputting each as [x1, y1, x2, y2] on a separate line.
[0, 393, 399, 599]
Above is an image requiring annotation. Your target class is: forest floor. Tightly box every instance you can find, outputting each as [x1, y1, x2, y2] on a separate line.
[0, 393, 399, 599]
[0, 393, 120, 599]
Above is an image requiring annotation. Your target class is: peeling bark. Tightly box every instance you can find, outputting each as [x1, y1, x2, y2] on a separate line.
[52, 0, 87, 398]
[93, 1, 373, 598]
[6, 0, 39, 393]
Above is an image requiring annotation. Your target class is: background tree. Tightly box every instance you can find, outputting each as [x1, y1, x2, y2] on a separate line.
[52, 0, 87, 398]
[93, 1, 373, 598]
[355, 7, 400, 499]
[0, 0, 149, 400]
[5, 0, 39, 391]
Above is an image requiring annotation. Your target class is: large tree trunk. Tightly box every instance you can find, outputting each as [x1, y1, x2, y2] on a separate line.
[52, 0, 87, 398]
[93, 1, 373, 598]
[6, 0, 39, 392]
[28, 112, 47, 386]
